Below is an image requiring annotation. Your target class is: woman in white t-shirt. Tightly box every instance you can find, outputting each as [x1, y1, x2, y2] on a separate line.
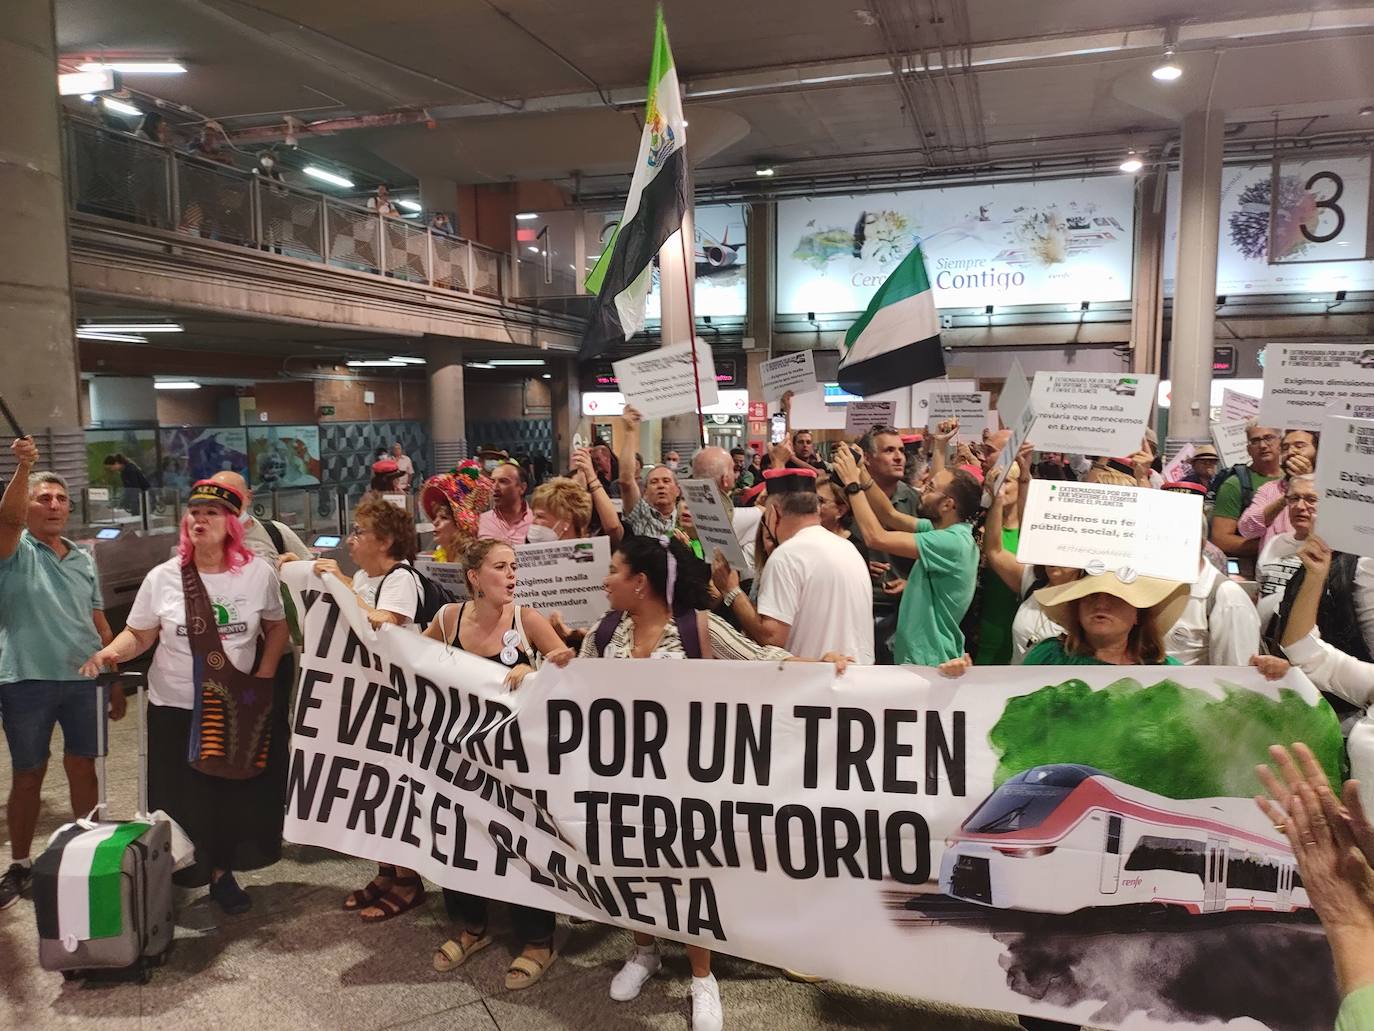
[312, 496, 427, 922]
[1256, 475, 1316, 631]
[83, 480, 289, 915]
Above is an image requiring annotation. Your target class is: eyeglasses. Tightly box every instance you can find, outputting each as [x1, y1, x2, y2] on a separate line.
[1247, 434, 1280, 446]
[347, 526, 373, 538]
[1286, 494, 1319, 508]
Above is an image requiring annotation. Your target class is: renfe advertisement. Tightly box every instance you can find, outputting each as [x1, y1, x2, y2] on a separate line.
[775, 176, 1135, 314]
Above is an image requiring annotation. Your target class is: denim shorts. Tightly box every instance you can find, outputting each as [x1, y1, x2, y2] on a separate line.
[0, 680, 107, 772]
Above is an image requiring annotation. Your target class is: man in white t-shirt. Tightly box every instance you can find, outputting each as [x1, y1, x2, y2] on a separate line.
[390, 442, 414, 493]
[715, 468, 873, 663]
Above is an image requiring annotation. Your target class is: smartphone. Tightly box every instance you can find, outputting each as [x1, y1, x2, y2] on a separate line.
[769, 415, 786, 445]
[1226, 558, 1241, 576]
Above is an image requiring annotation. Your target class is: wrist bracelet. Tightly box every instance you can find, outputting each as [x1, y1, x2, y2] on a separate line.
[723, 587, 742, 607]
[859, 480, 875, 491]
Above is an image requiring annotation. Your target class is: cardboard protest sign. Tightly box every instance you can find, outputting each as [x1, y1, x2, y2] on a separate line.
[1259, 343, 1374, 431]
[845, 400, 896, 437]
[986, 400, 1037, 504]
[681, 478, 752, 576]
[759, 351, 818, 402]
[1212, 420, 1250, 467]
[281, 561, 1343, 1031]
[1315, 414, 1374, 560]
[613, 342, 719, 419]
[1162, 443, 1196, 484]
[997, 359, 1030, 432]
[1018, 479, 1202, 582]
[1028, 373, 1158, 457]
[415, 556, 469, 600]
[513, 537, 612, 629]
[912, 379, 977, 427]
[1220, 388, 1260, 423]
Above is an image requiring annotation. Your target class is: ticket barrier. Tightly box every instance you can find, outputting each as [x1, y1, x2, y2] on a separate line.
[81, 524, 180, 622]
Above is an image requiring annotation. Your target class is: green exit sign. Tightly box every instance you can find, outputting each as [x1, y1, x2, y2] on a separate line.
[319, 405, 335, 416]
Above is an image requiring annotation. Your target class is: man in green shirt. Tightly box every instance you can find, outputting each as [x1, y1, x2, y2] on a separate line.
[831, 445, 981, 665]
[1209, 422, 1282, 565]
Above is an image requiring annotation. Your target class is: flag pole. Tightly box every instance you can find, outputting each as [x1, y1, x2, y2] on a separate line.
[678, 220, 705, 446]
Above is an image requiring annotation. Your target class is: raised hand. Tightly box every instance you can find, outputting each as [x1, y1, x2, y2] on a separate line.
[621, 405, 643, 431]
[1297, 535, 1333, 579]
[11, 436, 38, 466]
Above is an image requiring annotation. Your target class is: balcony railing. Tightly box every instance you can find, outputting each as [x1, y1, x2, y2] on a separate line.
[63, 118, 508, 300]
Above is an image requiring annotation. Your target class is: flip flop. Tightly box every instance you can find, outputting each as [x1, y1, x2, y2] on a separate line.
[433, 933, 493, 972]
[505, 948, 558, 991]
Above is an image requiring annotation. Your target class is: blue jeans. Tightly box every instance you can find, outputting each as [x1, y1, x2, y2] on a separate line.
[0, 680, 107, 772]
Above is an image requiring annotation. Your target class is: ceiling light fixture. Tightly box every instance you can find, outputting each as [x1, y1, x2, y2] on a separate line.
[515, 212, 539, 220]
[754, 166, 775, 177]
[526, 246, 541, 253]
[303, 165, 355, 189]
[1361, 106, 1374, 117]
[59, 69, 116, 96]
[1119, 151, 1144, 173]
[100, 96, 142, 117]
[154, 380, 201, 390]
[488, 359, 545, 367]
[465, 361, 496, 370]
[389, 356, 425, 365]
[80, 93, 96, 102]
[75, 330, 147, 343]
[396, 199, 422, 212]
[79, 60, 186, 75]
[346, 359, 404, 368]
[80, 322, 182, 333]
[1152, 45, 1182, 82]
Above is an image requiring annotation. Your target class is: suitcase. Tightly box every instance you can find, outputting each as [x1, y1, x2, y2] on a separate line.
[35, 673, 175, 982]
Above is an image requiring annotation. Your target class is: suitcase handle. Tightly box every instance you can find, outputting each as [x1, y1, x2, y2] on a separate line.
[96, 672, 149, 820]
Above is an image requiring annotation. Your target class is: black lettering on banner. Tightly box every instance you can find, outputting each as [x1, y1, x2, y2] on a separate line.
[300, 588, 323, 616]
[642, 795, 684, 868]
[886, 812, 932, 885]
[794, 705, 830, 789]
[429, 793, 453, 865]
[1301, 171, 1345, 244]
[820, 807, 864, 877]
[366, 681, 401, 754]
[293, 669, 330, 738]
[512, 832, 556, 888]
[836, 708, 876, 791]
[400, 777, 425, 847]
[346, 764, 389, 833]
[647, 875, 683, 932]
[633, 700, 669, 779]
[884, 709, 920, 794]
[719, 801, 741, 867]
[688, 878, 725, 941]
[925, 711, 966, 796]
[287, 750, 324, 818]
[313, 595, 340, 660]
[736, 801, 773, 871]
[610, 792, 643, 867]
[775, 804, 820, 878]
[337, 678, 377, 746]
[864, 809, 884, 880]
[547, 699, 582, 774]
[490, 819, 518, 876]
[688, 702, 728, 783]
[575, 790, 608, 863]
[317, 755, 360, 822]
[341, 623, 376, 671]
[393, 666, 425, 763]
[589, 699, 627, 776]
[615, 876, 653, 926]
[680, 798, 723, 868]
[494, 714, 530, 774]
[733, 704, 772, 787]
[415, 677, 447, 770]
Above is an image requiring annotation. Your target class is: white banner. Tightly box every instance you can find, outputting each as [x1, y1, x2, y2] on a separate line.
[1028, 372, 1158, 457]
[281, 564, 1341, 1031]
[759, 350, 818, 402]
[912, 379, 976, 429]
[1212, 420, 1250, 468]
[997, 359, 1030, 430]
[512, 537, 612, 630]
[928, 391, 992, 435]
[613, 342, 719, 419]
[1220, 388, 1261, 423]
[1258, 343, 1374, 432]
[777, 176, 1135, 313]
[845, 400, 896, 437]
[1019, 479, 1202, 582]
[1315, 414, 1374, 559]
[681, 479, 752, 576]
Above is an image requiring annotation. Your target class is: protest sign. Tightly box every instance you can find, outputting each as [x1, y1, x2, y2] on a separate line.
[986, 400, 1037, 503]
[845, 400, 896, 437]
[681, 478, 752, 576]
[997, 359, 1030, 431]
[1162, 443, 1196, 484]
[759, 350, 817, 402]
[382, 493, 407, 510]
[513, 536, 612, 629]
[1259, 343, 1374, 431]
[415, 556, 469, 600]
[911, 379, 977, 426]
[1220, 388, 1260, 423]
[1212, 420, 1250, 467]
[613, 342, 719, 419]
[281, 562, 1342, 1031]
[1315, 414, 1374, 559]
[1018, 479, 1202, 582]
[1028, 372, 1158, 457]
[928, 391, 992, 434]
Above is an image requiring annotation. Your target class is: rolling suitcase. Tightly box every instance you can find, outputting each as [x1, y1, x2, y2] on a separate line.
[34, 673, 175, 982]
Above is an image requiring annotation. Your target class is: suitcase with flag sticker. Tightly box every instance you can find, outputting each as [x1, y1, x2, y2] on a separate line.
[34, 673, 175, 981]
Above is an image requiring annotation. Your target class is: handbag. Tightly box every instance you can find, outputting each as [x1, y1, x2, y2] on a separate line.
[181, 561, 274, 779]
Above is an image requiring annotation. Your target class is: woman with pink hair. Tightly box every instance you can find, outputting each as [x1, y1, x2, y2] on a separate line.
[82, 479, 290, 915]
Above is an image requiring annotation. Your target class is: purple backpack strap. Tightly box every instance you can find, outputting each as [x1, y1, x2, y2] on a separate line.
[673, 611, 703, 659]
[593, 611, 624, 657]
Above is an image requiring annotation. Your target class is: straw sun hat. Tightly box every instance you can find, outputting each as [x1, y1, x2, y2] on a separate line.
[1033, 571, 1190, 635]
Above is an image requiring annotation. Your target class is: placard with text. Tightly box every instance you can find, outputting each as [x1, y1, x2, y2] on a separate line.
[681, 479, 752, 576]
[759, 351, 818, 402]
[1028, 372, 1158, 457]
[1258, 343, 1374, 432]
[613, 342, 719, 419]
[1314, 414, 1374, 560]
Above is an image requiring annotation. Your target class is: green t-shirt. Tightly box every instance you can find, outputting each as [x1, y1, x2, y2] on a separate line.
[1212, 468, 1280, 521]
[892, 518, 978, 666]
[1338, 984, 1374, 1031]
[1022, 637, 1183, 666]
[974, 527, 1020, 666]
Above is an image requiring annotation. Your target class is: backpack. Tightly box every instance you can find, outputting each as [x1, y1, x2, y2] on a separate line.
[1269, 551, 1370, 719]
[1206, 464, 1254, 513]
[262, 519, 288, 557]
[592, 610, 703, 658]
[377, 561, 457, 630]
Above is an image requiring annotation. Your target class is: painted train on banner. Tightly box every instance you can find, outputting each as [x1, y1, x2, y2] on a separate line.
[940, 764, 1311, 917]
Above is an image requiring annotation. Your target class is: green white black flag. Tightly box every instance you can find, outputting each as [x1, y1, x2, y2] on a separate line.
[838, 242, 945, 397]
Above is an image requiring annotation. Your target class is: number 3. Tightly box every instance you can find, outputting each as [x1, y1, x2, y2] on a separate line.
[1301, 171, 1345, 244]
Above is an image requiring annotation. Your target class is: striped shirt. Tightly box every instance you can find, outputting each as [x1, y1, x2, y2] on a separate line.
[579, 611, 791, 662]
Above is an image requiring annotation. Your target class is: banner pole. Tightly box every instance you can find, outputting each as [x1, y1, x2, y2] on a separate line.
[679, 224, 705, 446]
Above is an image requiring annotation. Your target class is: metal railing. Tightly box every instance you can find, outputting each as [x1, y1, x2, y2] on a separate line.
[64, 118, 508, 300]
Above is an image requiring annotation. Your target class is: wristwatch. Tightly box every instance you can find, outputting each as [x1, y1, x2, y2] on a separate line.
[844, 482, 863, 496]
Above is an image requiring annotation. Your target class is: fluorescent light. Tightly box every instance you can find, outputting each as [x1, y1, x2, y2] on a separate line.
[1119, 152, 1144, 173]
[79, 61, 185, 75]
[303, 165, 355, 189]
[1152, 47, 1182, 81]
[76, 330, 147, 343]
[59, 69, 116, 96]
[541, 374, 551, 380]
[80, 323, 182, 333]
[754, 166, 775, 177]
[515, 213, 539, 220]
[154, 380, 200, 390]
[526, 246, 540, 253]
[101, 96, 141, 117]
[465, 362, 496, 370]
[80, 93, 96, 102]
[346, 359, 404, 368]
[489, 359, 545, 367]
[389, 356, 425, 365]
[397, 199, 422, 212]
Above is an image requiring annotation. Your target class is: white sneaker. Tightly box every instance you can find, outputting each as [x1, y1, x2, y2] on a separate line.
[690, 973, 723, 1031]
[609, 945, 662, 1001]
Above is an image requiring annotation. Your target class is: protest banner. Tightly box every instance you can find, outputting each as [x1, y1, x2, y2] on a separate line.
[1162, 442, 1196, 483]
[1315, 413, 1374, 559]
[1259, 343, 1374, 431]
[759, 351, 818, 402]
[1220, 388, 1260, 423]
[280, 563, 1342, 1031]
[844, 400, 896, 437]
[513, 537, 612, 629]
[928, 391, 993, 435]
[1212, 420, 1250, 467]
[1018, 479, 1203, 582]
[681, 478, 752, 576]
[996, 359, 1030, 431]
[1028, 372, 1158, 457]
[912, 378, 977, 426]
[613, 342, 719, 419]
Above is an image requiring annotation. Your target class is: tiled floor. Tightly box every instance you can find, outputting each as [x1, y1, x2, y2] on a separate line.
[0, 714, 1028, 1031]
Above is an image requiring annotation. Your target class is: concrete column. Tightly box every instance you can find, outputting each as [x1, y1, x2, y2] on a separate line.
[0, 0, 85, 487]
[1167, 109, 1225, 443]
[419, 175, 457, 220]
[1131, 171, 1167, 379]
[746, 201, 775, 356]
[428, 339, 466, 470]
[657, 211, 702, 461]
[549, 356, 583, 472]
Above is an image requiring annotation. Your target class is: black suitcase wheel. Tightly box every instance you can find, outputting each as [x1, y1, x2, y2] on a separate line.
[61, 970, 79, 982]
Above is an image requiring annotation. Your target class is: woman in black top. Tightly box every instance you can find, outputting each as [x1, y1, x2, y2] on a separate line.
[421, 540, 573, 989]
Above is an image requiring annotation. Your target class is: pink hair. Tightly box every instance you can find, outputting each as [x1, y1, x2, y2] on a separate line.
[177, 508, 256, 571]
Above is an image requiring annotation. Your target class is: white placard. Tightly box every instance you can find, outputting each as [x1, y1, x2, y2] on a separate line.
[1018, 479, 1202, 583]
[986, 400, 1038, 503]
[927, 391, 991, 434]
[911, 379, 977, 428]
[382, 493, 408, 510]
[415, 556, 470, 600]
[1315, 414, 1374, 559]
[681, 479, 752, 576]
[1258, 343, 1374, 432]
[759, 350, 818, 402]
[1162, 443, 1196, 484]
[87, 487, 110, 502]
[1211, 420, 1250, 468]
[612, 342, 719, 419]
[997, 359, 1030, 431]
[1028, 372, 1158, 457]
[513, 536, 612, 629]
[844, 401, 896, 437]
[1219, 388, 1260, 423]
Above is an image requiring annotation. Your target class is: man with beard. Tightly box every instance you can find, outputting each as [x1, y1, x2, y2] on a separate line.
[619, 406, 682, 539]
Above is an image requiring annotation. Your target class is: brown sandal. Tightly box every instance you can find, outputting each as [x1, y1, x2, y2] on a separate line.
[359, 876, 426, 923]
[343, 864, 396, 911]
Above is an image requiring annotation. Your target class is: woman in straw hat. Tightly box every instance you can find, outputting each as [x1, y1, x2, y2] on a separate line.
[1019, 571, 1190, 667]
